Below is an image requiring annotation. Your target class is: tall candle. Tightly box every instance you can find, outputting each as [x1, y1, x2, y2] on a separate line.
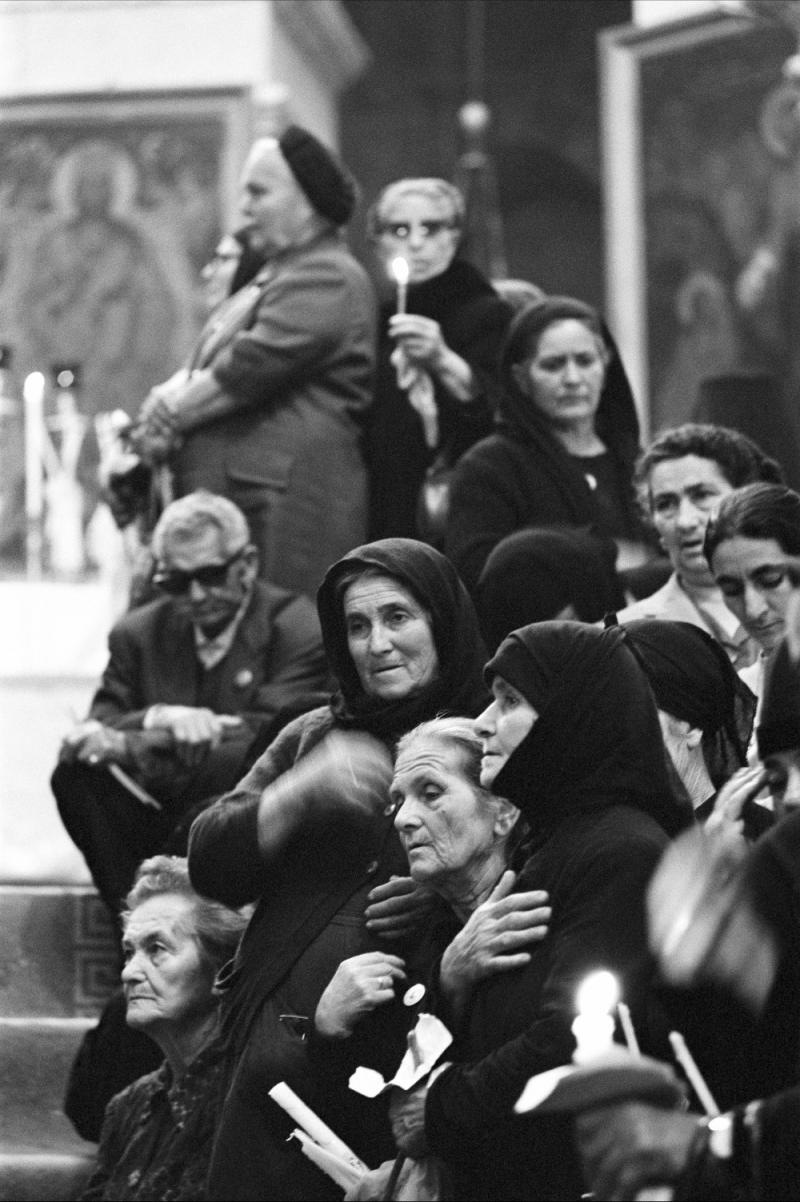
[390, 255, 409, 314]
[572, 970, 618, 1065]
[23, 372, 45, 578]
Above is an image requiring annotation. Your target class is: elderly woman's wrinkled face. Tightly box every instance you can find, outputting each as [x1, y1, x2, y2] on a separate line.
[711, 535, 794, 653]
[121, 893, 216, 1040]
[391, 736, 502, 888]
[475, 675, 538, 787]
[513, 319, 607, 431]
[344, 574, 439, 700]
[376, 191, 460, 285]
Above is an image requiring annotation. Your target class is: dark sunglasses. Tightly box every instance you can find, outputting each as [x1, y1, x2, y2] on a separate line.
[153, 547, 246, 595]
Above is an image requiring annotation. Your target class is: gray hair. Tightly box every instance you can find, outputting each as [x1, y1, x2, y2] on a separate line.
[367, 178, 465, 240]
[151, 490, 250, 561]
[123, 855, 248, 975]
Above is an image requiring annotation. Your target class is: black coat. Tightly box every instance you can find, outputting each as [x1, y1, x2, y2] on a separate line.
[425, 805, 668, 1201]
[366, 258, 511, 540]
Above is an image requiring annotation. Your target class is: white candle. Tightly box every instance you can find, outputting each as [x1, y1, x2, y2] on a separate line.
[669, 1030, 719, 1117]
[268, 1082, 367, 1170]
[617, 1001, 641, 1057]
[23, 372, 46, 578]
[390, 255, 409, 314]
[572, 970, 619, 1065]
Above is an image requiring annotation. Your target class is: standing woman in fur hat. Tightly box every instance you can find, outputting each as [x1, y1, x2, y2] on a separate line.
[445, 295, 649, 596]
[365, 178, 513, 544]
[133, 127, 376, 599]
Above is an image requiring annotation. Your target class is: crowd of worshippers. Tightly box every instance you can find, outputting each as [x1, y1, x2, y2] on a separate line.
[51, 125, 800, 1201]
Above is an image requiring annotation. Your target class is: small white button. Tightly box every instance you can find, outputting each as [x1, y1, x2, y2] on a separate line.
[365, 859, 379, 875]
[403, 983, 426, 1007]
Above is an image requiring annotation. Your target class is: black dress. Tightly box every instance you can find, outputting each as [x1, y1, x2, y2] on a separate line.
[365, 258, 512, 541]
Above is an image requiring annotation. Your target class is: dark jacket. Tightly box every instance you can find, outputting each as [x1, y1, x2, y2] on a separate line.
[88, 579, 327, 801]
[366, 257, 511, 541]
[426, 806, 669, 1201]
[172, 232, 376, 597]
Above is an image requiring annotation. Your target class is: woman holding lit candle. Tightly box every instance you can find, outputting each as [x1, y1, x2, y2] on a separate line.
[388, 621, 691, 1199]
[365, 178, 513, 543]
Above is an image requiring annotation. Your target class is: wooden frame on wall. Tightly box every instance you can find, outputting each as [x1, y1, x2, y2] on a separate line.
[599, 10, 796, 442]
[0, 88, 251, 417]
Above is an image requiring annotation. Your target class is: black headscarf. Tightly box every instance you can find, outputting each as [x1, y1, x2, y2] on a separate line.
[475, 526, 623, 652]
[758, 638, 800, 759]
[618, 619, 757, 790]
[317, 537, 488, 739]
[496, 296, 642, 538]
[486, 621, 691, 838]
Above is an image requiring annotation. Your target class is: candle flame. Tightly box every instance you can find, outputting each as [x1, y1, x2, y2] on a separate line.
[575, 969, 618, 1017]
[390, 256, 410, 285]
[23, 371, 45, 402]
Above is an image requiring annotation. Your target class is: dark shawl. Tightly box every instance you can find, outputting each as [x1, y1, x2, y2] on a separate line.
[366, 257, 512, 539]
[758, 637, 800, 759]
[619, 619, 757, 790]
[496, 295, 643, 539]
[487, 620, 691, 838]
[475, 525, 622, 652]
[316, 537, 488, 738]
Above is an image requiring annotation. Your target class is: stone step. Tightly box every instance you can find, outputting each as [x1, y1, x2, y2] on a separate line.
[0, 1018, 95, 1151]
[0, 885, 118, 1018]
[0, 1150, 96, 1202]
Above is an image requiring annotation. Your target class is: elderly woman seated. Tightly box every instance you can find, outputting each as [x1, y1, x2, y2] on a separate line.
[79, 856, 248, 1201]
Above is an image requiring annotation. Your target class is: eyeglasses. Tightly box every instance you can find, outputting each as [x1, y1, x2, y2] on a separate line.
[153, 547, 246, 595]
[379, 220, 457, 241]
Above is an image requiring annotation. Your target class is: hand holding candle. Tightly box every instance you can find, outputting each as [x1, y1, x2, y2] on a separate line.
[390, 255, 409, 314]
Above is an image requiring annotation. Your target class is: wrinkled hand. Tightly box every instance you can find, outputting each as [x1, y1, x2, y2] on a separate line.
[146, 705, 242, 768]
[388, 314, 447, 370]
[315, 951, 407, 1039]
[365, 875, 437, 941]
[59, 719, 129, 767]
[133, 389, 182, 463]
[576, 1103, 702, 1201]
[439, 870, 550, 1002]
[297, 730, 394, 820]
[389, 1082, 430, 1158]
[706, 765, 769, 838]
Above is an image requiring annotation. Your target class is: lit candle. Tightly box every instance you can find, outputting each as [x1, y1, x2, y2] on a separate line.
[390, 256, 409, 315]
[572, 970, 619, 1065]
[23, 371, 46, 578]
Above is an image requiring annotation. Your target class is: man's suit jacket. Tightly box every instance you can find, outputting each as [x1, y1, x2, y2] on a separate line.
[87, 580, 329, 801]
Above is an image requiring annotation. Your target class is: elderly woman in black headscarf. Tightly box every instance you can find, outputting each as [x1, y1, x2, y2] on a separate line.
[617, 619, 757, 823]
[389, 621, 690, 1200]
[188, 537, 488, 1200]
[445, 295, 650, 595]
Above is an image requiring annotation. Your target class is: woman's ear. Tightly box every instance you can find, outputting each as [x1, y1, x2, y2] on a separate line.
[492, 796, 521, 838]
[685, 726, 704, 751]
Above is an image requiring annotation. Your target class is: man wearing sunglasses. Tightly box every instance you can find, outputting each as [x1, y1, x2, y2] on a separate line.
[51, 490, 329, 923]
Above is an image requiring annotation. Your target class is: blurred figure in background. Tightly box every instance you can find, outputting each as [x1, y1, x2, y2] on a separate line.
[365, 177, 512, 544]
